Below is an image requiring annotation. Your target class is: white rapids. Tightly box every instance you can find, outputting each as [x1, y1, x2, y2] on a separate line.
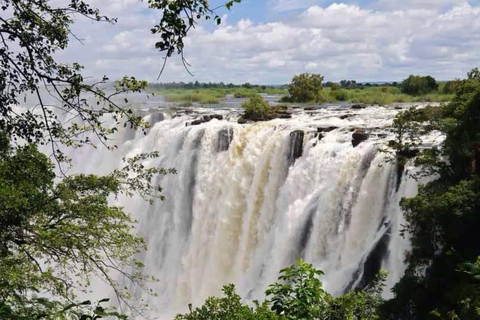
[66, 102, 430, 319]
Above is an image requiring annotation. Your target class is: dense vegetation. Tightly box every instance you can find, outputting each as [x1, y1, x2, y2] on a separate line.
[279, 74, 451, 105]
[175, 260, 387, 320]
[401, 75, 439, 95]
[150, 76, 453, 106]
[381, 68, 480, 320]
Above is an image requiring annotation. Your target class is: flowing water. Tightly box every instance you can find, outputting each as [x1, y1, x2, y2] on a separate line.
[65, 98, 433, 319]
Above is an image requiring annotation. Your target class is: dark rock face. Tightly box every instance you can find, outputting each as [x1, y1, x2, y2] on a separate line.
[351, 104, 367, 109]
[188, 119, 207, 126]
[340, 114, 355, 120]
[187, 114, 223, 126]
[304, 107, 316, 111]
[398, 148, 420, 159]
[237, 118, 248, 124]
[288, 130, 305, 165]
[149, 112, 165, 125]
[317, 126, 338, 133]
[352, 131, 369, 147]
[216, 127, 234, 153]
[356, 227, 391, 290]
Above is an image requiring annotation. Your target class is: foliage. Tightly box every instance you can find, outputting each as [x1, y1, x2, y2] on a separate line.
[174, 284, 277, 320]
[442, 80, 462, 94]
[266, 260, 327, 320]
[175, 260, 387, 320]
[241, 95, 272, 120]
[287, 73, 324, 103]
[402, 75, 439, 95]
[383, 69, 480, 320]
[0, 135, 175, 319]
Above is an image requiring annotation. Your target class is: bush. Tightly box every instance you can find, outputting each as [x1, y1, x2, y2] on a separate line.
[402, 75, 439, 95]
[242, 95, 272, 120]
[442, 80, 462, 94]
[287, 73, 324, 103]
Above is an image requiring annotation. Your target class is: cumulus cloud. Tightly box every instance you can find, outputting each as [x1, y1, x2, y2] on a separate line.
[60, 1, 480, 84]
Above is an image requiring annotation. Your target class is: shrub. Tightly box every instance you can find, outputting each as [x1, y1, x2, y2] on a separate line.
[442, 80, 462, 94]
[402, 75, 439, 95]
[287, 73, 324, 103]
[242, 95, 272, 120]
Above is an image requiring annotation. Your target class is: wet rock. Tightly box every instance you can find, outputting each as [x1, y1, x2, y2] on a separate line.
[237, 118, 248, 124]
[288, 130, 305, 165]
[304, 107, 316, 111]
[216, 127, 234, 152]
[351, 104, 367, 109]
[189, 119, 208, 126]
[352, 131, 369, 147]
[317, 133, 324, 141]
[398, 148, 420, 159]
[394, 106, 403, 110]
[202, 114, 223, 121]
[317, 126, 338, 133]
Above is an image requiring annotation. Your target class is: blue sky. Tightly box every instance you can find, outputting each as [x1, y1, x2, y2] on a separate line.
[59, 0, 480, 84]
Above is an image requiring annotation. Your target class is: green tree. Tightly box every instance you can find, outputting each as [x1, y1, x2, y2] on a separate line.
[0, 134, 175, 319]
[241, 95, 272, 121]
[175, 260, 386, 320]
[266, 260, 327, 320]
[175, 284, 277, 320]
[287, 73, 324, 103]
[401, 75, 438, 95]
[384, 68, 480, 320]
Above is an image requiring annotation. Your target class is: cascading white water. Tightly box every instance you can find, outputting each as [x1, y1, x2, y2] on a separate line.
[66, 102, 428, 319]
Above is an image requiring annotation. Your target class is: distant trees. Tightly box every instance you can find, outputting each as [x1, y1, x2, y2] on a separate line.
[442, 80, 462, 94]
[402, 75, 439, 95]
[285, 73, 324, 103]
[340, 79, 358, 89]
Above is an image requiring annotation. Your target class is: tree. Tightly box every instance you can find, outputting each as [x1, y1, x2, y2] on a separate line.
[401, 75, 438, 95]
[384, 69, 480, 320]
[174, 285, 276, 320]
[286, 73, 324, 103]
[241, 95, 272, 121]
[0, 134, 176, 319]
[266, 260, 327, 320]
[175, 260, 387, 320]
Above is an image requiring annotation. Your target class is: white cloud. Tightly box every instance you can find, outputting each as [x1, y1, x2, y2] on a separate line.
[60, 1, 480, 84]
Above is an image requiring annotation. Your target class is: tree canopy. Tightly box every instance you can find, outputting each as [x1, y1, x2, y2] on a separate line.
[383, 68, 480, 320]
[285, 73, 324, 103]
[401, 75, 439, 95]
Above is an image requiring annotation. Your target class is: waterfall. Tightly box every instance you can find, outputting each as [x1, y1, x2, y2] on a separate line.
[65, 104, 427, 319]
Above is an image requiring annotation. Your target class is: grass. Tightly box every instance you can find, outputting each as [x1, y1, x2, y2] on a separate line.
[149, 87, 289, 105]
[149, 85, 453, 106]
[281, 86, 454, 105]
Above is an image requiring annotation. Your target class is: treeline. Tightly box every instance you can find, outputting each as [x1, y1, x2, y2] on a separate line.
[149, 81, 285, 90]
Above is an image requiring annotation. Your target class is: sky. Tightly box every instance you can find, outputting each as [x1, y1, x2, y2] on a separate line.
[57, 0, 480, 84]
